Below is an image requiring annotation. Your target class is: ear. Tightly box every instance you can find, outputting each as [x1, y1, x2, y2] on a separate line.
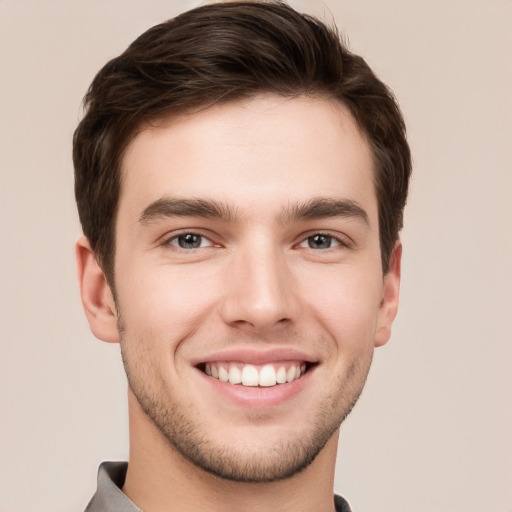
[374, 241, 402, 348]
[75, 235, 120, 343]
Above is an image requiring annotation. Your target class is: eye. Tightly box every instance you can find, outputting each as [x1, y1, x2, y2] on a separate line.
[299, 234, 342, 250]
[167, 233, 214, 249]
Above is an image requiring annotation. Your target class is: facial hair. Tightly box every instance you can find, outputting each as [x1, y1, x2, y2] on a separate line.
[118, 314, 373, 483]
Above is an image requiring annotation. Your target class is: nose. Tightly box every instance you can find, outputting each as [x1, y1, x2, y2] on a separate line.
[220, 240, 300, 333]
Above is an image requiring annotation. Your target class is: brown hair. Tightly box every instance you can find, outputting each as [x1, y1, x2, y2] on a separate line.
[73, 0, 411, 285]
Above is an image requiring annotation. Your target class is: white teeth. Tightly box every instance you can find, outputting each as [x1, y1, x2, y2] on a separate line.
[228, 366, 242, 384]
[241, 365, 259, 386]
[205, 361, 308, 387]
[218, 366, 229, 382]
[276, 366, 287, 384]
[259, 364, 277, 387]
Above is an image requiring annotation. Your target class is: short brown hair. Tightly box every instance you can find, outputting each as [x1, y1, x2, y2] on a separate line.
[73, 0, 411, 285]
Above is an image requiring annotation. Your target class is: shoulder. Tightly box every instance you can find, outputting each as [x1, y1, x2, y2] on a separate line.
[334, 494, 353, 512]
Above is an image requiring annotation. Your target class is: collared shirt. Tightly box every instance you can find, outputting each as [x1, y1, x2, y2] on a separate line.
[85, 461, 352, 512]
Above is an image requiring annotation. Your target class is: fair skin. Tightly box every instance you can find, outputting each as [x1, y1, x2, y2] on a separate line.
[77, 95, 401, 512]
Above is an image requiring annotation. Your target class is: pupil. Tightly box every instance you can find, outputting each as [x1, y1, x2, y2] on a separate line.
[179, 234, 201, 248]
[309, 235, 331, 249]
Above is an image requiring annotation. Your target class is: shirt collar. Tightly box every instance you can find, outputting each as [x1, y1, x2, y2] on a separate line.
[85, 461, 351, 512]
[85, 461, 141, 512]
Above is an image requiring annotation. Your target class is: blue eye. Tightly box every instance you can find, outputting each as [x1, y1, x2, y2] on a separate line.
[300, 234, 340, 249]
[169, 233, 211, 249]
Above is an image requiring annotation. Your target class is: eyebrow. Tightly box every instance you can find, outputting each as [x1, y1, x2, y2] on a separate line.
[138, 196, 369, 226]
[139, 197, 239, 224]
[281, 197, 370, 226]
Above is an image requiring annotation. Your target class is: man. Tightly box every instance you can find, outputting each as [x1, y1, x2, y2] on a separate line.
[74, 1, 411, 510]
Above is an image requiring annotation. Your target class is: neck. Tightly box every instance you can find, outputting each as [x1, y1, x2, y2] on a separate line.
[123, 392, 339, 512]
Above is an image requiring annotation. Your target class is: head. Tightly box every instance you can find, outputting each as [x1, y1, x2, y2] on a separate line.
[74, 0, 411, 485]
[73, 0, 411, 289]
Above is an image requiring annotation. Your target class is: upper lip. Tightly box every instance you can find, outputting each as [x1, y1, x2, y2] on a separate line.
[191, 347, 319, 366]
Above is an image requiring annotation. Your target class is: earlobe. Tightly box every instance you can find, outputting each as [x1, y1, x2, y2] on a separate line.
[374, 241, 402, 348]
[75, 236, 120, 343]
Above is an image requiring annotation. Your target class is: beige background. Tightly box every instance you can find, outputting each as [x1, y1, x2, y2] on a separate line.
[1, 1, 511, 511]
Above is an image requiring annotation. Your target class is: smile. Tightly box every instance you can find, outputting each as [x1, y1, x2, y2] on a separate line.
[203, 361, 308, 387]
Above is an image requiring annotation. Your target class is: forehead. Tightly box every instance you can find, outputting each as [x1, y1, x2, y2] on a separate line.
[119, 95, 376, 222]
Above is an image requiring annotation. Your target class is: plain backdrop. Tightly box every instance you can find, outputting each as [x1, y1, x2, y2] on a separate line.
[1, 1, 511, 511]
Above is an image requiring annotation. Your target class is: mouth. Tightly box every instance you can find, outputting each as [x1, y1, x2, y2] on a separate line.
[197, 360, 314, 388]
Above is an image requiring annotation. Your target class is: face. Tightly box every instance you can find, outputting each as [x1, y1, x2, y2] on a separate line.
[85, 95, 400, 482]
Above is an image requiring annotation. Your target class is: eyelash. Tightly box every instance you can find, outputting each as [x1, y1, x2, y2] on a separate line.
[165, 231, 218, 250]
[163, 230, 351, 251]
[297, 232, 351, 250]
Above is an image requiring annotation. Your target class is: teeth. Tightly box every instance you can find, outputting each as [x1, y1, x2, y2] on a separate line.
[204, 361, 307, 387]
[218, 366, 229, 383]
[286, 366, 296, 382]
[259, 364, 277, 387]
[228, 366, 242, 385]
[241, 365, 259, 386]
[276, 366, 287, 384]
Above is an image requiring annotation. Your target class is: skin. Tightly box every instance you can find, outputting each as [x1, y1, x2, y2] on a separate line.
[77, 94, 401, 512]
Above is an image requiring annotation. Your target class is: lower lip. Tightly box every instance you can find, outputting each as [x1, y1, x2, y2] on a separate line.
[196, 366, 314, 408]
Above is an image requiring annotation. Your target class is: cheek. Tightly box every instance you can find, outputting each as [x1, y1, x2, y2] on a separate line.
[298, 264, 383, 349]
[115, 260, 221, 339]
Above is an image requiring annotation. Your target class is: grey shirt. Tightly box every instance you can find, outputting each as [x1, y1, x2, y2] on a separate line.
[85, 461, 352, 512]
